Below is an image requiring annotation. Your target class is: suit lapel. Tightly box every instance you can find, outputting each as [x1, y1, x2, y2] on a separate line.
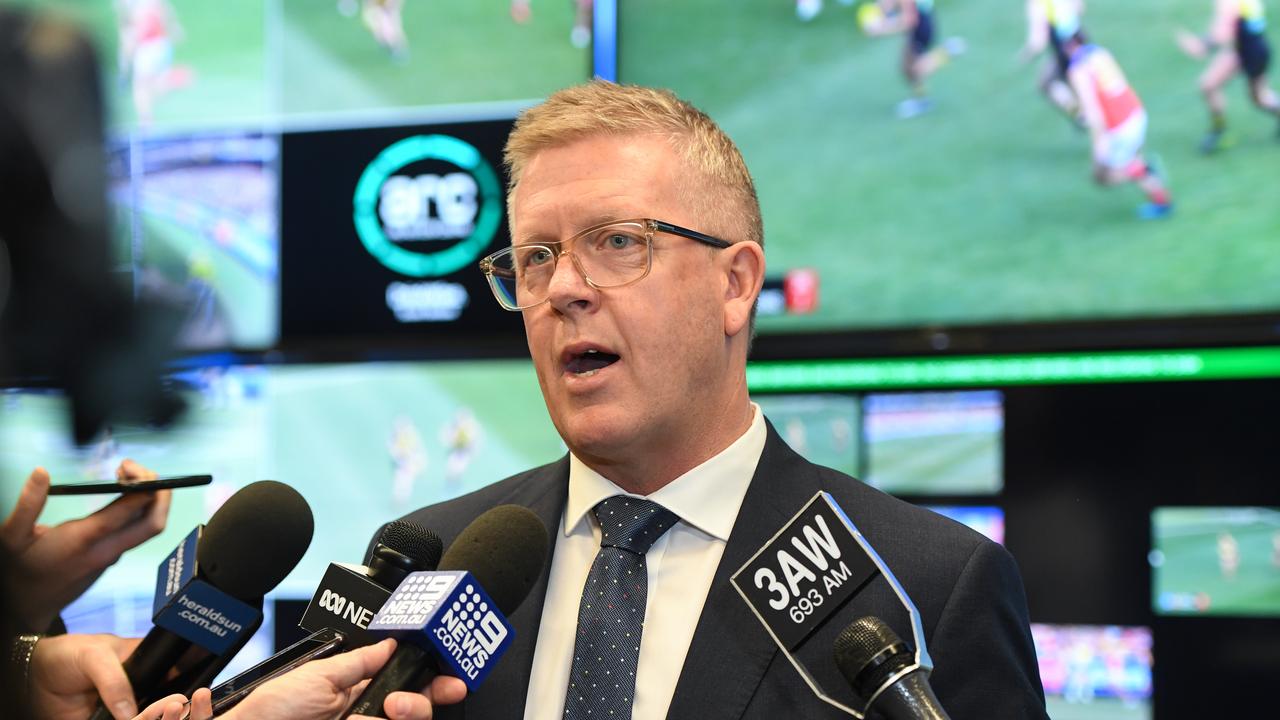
[462, 457, 570, 720]
[666, 423, 821, 719]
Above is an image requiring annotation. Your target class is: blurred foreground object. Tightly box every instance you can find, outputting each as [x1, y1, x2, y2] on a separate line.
[0, 6, 183, 443]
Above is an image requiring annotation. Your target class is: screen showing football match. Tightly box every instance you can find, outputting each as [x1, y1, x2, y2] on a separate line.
[755, 393, 860, 477]
[862, 390, 1003, 495]
[23, 0, 592, 130]
[110, 132, 280, 349]
[1150, 506, 1280, 618]
[619, 1, 1280, 336]
[0, 359, 562, 599]
[1032, 623, 1153, 720]
[22, 0, 593, 351]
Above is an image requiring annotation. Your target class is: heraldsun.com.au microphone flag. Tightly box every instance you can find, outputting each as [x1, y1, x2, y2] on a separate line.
[729, 491, 933, 719]
[151, 526, 260, 654]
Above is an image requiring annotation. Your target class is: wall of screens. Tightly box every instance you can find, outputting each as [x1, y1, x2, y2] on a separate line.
[4, 2, 1279, 716]
[751, 377, 1280, 717]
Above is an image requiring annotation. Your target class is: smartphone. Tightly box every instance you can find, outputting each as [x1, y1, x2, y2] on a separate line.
[203, 628, 347, 716]
[47, 474, 213, 495]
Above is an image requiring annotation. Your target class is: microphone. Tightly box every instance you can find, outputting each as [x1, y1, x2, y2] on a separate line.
[205, 521, 443, 715]
[298, 520, 444, 646]
[833, 616, 950, 720]
[341, 505, 549, 718]
[88, 480, 314, 719]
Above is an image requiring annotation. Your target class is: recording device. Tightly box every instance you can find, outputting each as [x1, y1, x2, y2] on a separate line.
[833, 616, 950, 720]
[341, 505, 549, 718]
[87, 480, 314, 720]
[205, 520, 443, 715]
[47, 474, 213, 495]
[731, 491, 934, 718]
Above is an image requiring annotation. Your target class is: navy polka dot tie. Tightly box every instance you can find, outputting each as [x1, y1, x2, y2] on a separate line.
[562, 496, 680, 720]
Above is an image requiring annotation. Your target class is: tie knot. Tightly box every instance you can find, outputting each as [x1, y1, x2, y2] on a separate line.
[592, 496, 679, 554]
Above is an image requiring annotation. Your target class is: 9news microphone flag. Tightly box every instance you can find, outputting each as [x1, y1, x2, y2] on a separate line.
[342, 504, 548, 718]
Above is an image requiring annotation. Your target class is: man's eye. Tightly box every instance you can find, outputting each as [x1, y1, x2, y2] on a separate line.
[604, 233, 636, 249]
[524, 248, 554, 267]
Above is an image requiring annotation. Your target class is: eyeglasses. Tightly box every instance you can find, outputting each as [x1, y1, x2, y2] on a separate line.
[479, 218, 732, 311]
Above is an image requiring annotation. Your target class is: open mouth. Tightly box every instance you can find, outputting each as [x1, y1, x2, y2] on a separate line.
[564, 348, 621, 377]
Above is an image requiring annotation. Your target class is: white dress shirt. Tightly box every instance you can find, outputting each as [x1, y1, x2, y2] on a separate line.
[522, 404, 767, 720]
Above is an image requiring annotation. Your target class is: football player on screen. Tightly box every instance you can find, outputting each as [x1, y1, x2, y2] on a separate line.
[1063, 34, 1173, 220]
[115, 0, 194, 125]
[1175, 0, 1280, 152]
[859, 0, 967, 118]
[1018, 0, 1089, 128]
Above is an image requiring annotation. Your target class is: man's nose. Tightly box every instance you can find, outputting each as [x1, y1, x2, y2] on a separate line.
[545, 252, 597, 313]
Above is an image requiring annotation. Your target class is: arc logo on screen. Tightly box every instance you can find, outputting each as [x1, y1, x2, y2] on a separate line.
[353, 134, 502, 322]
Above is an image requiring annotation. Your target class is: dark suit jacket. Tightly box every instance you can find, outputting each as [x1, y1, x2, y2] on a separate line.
[396, 422, 1048, 719]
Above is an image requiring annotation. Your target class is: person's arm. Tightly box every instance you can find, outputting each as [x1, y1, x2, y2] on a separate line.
[177, 640, 468, 720]
[25, 633, 144, 720]
[1067, 59, 1107, 156]
[1, 460, 170, 632]
[924, 541, 1049, 718]
[1019, 0, 1049, 62]
[1208, 0, 1236, 48]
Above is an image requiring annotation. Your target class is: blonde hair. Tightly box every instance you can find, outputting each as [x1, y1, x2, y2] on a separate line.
[504, 80, 763, 249]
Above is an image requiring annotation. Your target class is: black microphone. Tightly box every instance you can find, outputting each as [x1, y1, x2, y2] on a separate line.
[298, 520, 444, 646]
[204, 521, 443, 715]
[87, 480, 314, 720]
[341, 505, 549, 718]
[833, 616, 950, 720]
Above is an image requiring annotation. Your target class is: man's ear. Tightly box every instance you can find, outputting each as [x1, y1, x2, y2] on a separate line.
[722, 241, 765, 338]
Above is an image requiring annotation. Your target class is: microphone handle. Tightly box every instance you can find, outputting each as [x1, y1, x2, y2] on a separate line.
[142, 608, 263, 707]
[87, 628, 192, 720]
[341, 643, 437, 719]
[871, 669, 951, 720]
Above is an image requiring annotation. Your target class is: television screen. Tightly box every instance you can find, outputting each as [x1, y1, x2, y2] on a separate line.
[617, 1, 1280, 343]
[0, 359, 561, 599]
[112, 131, 280, 349]
[862, 390, 1003, 495]
[1031, 623, 1153, 720]
[21, 0, 595, 354]
[1151, 506, 1280, 617]
[755, 393, 859, 477]
[922, 505, 1004, 545]
[279, 1, 593, 121]
[24, 0, 592, 131]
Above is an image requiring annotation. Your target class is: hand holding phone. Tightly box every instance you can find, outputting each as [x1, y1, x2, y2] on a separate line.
[1, 462, 176, 630]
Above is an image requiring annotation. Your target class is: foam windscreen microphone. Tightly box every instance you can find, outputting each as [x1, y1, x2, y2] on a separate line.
[87, 481, 313, 720]
[834, 616, 950, 720]
[340, 505, 549, 719]
[299, 520, 444, 646]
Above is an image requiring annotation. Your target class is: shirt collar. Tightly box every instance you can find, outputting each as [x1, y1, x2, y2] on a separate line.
[565, 403, 766, 542]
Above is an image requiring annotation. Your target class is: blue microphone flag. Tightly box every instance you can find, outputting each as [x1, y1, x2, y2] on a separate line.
[151, 527, 260, 655]
[367, 570, 514, 691]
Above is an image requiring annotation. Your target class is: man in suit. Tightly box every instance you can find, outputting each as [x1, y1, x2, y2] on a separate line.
[394, 81, 1048, 719]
